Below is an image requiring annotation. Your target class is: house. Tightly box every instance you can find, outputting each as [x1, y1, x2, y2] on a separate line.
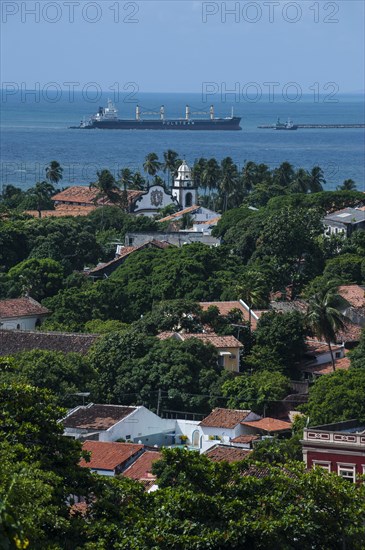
[0, 297, 49, 330]
[0, 329, 98, 356]
[88, 239, 170, 279]
[157, 205, 220, 228]
[79, 440, 144, 476]
[229, 434, 260, 449]
[300, 339, 347, 380]
[240, 417, 292, 436]
[199, 300, 265, 330]
[323, 207, 365, 237]
[51, 186, 144, 211]
[157, 332, 243, 372]
[124, 231, 221, 248]
[337, 285, 365, 327]
[302, 420, 365, 482]
[122, 450, 161, 491]
[63, 403, 176, 444]
[198, 408, 261, 452]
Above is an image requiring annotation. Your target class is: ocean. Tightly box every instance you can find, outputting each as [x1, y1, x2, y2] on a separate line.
[1, 92, 364, 191]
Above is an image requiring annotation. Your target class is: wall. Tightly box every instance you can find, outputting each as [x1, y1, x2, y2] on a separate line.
[0, 315, 44, 331]
[100, 407, 176, 443]
[219, 346, 240, 372]
[133, 185, 177, 217]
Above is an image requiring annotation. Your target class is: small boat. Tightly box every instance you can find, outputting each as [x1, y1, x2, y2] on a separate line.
[274, 117, 298, 130]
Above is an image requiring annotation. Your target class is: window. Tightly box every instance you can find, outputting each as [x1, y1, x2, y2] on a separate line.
[313, 461, 331, 472]
[125, 435, 131, 440]
[338, 464, 356, 482]
[128, 237, 134, 246]
[217, 355, 225, 367]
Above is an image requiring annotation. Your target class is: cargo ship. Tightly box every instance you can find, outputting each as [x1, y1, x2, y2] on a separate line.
[274, 117, 298, 130]
[70, 100, 242, 130]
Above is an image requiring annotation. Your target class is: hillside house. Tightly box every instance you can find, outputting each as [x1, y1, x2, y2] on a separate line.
[79, 440, 144, 476]
[0, 297, 49, 330]
[198, 408, 261, 452]
[323, 208, 365, 237]
[302, 420, 365, 482]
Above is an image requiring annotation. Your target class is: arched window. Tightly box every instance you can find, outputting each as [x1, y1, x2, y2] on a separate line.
[185, 192, 192, 207]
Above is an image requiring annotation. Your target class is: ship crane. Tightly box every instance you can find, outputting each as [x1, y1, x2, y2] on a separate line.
[136, 105, 165, 120]
[186, 105, 215, 120]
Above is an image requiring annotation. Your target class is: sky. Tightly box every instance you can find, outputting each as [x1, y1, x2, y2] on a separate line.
[1, 0, 364, 94]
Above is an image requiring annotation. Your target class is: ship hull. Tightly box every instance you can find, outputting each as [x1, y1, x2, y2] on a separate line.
[71, 117, 242, 130]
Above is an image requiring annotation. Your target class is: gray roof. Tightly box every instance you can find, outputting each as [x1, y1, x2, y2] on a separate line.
[324, 208, 365, 225]
[0, 329, 99, 356]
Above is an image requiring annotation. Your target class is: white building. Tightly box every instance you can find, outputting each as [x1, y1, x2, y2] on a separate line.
[171, 160, 198, 208]
[0, 297, 49, 330]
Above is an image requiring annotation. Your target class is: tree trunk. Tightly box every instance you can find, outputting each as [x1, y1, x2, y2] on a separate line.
[328, 341, 336, 371]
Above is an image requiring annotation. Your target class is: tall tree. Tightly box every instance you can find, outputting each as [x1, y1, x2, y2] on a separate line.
[306, 286, 348, 370]
[143, 153, 162, 178]
[89, 169, 122, 207]
[236, 271, 269, 330]
[163, 150, 180, 187]
[338, 179, 357, 191]
[45, 160, 63, 185]
[27, 181, 55, 218]
[219, 157, 239, 211]
[307, 165, 325, 193]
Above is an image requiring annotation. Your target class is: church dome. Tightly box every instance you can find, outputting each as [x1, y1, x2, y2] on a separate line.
[177, 160, 191, 175]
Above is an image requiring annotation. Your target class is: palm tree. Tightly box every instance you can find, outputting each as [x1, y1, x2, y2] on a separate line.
[28, 181, 55, 218]
[220, 157, 239, 211]
[272, 162, 295, 188]
[202, 158, 221, 209]
[143, 153, 161, 178]
[132, 172, 147, 191]
[163, 150, 180, 187]
[307, 166, 325, 193]
[236, 272, 268, 331]
[45, 161, 63, 185]
[192, 158, 208, 195]
[306, 287, 348, 371]
[89, 169, 122, 207]
[119, 168, 134, 190]
[337, 179, 357, 191]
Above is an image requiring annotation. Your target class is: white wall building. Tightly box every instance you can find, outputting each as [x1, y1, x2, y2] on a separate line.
[171, 160, 198, 208]
[0, 297, 49, 331]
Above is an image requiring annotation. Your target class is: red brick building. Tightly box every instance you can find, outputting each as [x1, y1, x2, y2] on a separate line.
[302, 420, 365, 482]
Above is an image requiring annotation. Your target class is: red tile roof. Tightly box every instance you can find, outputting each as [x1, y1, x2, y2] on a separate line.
[180, 333, 243, 349]
[301, 356, 351, 375]
[0, 329, 98, 356]
[230, 434, 260, 444]
[52, 186, 143, 207]
[157, 205, 200, 223]
[80, 441, 143, 471]
[26, 205, 96, 218]
[305, 339, 343, 355]
[241, 417, 292, 433]
[63, 404, 137, 430]
[338, 285, 365, 309]
[0, 297, 49, 319]
[199, 301, 260, 329]
[336, 322, 363, 343]
[204, 444, 251, 463]
[123, 450, 161, 480]
[89, 241, 170, 275]
[200, 408, 252, 429]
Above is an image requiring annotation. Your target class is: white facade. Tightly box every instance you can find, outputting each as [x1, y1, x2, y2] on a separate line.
[133, 185, 178, 217]
[99, 406, 175, 442]
[0, 315, 44, 331]
[171, 160, 197, 208]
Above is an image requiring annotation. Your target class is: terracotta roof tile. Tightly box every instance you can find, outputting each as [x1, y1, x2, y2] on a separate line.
[180, 333, 243, 349]
[200, 408, 252, 429]
[199, 301, 259, 329]
[157, 205, 200, 223]
[80, 441, 143, 471]
[204, 444, 251, 463]
[300, 356, 351, 375]
[336, 322, 363, 343]
[230, 435, 260, 444]
[305, 339, 343, 355]
[338, 285, 365, 309]
[0, 297, 49, 319]
[0, 329, 98, 356]
[63, 404, 137, 430]
[26, 205, 96, 218]
[123, 451, 161, 480]
[52, 186, 143, 207]
[241, 417, 292, 433]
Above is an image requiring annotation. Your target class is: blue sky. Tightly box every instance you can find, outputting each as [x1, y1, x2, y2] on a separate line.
[1, 0, 364, 93]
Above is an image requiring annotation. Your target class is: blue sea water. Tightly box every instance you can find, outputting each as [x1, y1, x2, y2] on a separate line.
[1, 92, 364, 191]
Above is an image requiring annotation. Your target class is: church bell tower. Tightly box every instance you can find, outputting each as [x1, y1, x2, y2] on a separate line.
[171, 160, 197, 208]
